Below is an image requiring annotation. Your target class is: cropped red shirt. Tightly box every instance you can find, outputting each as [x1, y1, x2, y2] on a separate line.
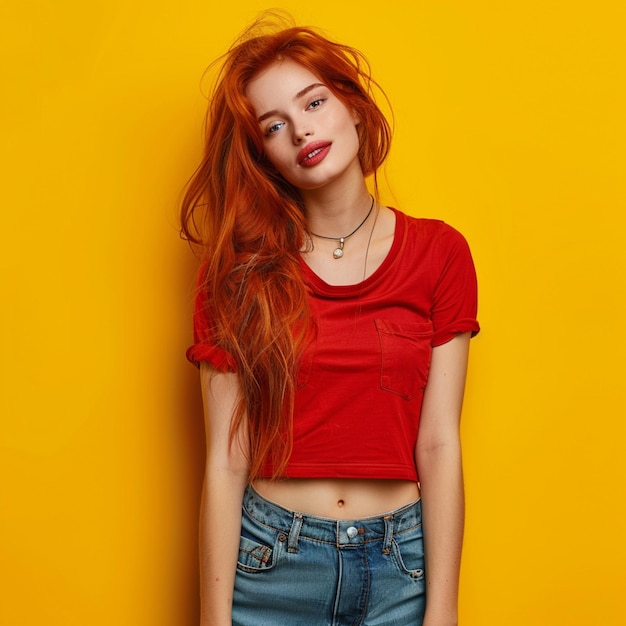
[187, 209, 480, 481]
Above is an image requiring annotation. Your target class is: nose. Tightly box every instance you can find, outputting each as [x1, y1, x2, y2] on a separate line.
[293, 127, 313, 144]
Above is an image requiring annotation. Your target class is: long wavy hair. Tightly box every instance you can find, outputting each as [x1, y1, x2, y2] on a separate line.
[180, 15, 392, 479]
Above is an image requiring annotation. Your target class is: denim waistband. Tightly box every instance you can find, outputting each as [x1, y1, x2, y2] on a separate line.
[243, 484, 422, 550]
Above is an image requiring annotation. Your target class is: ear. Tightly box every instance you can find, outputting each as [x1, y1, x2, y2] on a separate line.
[352, 109, 360, 125]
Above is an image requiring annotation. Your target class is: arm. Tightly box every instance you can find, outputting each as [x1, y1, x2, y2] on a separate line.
[198, 363, 250, 626]
[415, 333, 472, 626]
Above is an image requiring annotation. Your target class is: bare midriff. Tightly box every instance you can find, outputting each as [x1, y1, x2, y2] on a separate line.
[252, 478, 420, 520]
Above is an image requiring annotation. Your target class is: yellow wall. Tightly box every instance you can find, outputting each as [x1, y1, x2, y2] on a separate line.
[1, 1, 624, 624]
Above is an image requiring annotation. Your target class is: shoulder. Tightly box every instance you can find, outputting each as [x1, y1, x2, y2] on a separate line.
[390, 207, 470, 253]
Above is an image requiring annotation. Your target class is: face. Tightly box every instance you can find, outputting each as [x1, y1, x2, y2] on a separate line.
[246, 59, 362, 191]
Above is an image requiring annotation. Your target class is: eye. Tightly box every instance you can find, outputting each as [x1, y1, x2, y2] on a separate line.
[307, 97, 326, 110]
[265, 121, 285, 136]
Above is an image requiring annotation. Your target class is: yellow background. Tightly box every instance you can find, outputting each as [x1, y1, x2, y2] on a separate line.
[1, 1, 625, 624]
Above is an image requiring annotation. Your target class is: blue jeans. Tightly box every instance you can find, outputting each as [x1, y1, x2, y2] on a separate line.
[233, 485, 426, 625]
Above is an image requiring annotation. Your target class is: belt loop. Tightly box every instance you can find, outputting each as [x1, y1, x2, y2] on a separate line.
[382, 514, 393, 555]
[288, 513, 303, 553]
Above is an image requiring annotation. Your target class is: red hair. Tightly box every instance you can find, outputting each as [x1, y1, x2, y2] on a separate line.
[180, 16, 392, 479]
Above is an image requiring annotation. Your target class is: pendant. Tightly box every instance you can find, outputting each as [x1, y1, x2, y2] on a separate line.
[333, 237, 345, 259]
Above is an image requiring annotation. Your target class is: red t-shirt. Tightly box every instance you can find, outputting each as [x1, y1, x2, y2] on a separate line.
[187, 208, 479, 481]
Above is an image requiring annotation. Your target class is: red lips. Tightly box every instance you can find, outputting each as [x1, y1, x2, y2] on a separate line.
[297, 141, 332, 167]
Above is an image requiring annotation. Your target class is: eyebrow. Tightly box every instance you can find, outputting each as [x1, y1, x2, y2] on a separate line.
[257, 82, 326, 123]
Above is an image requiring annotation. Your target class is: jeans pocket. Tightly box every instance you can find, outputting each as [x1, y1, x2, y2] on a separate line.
[375, 319, 434, 400]
[391, 528, 425, 580]
[236, 535, 275, 573]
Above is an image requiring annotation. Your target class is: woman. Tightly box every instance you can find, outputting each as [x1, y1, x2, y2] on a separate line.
[181, 16, 479, 626]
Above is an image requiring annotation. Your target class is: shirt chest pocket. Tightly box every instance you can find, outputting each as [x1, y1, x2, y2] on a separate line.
[375, 319, 434, 400]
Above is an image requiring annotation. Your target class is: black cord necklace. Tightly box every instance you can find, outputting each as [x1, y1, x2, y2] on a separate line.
[309, 195, 375, 259]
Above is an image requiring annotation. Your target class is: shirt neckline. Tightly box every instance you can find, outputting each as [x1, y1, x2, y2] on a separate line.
[299, 207, 406, 298]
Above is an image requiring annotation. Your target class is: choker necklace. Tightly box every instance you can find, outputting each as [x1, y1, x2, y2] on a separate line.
[309, 195, 375, 259]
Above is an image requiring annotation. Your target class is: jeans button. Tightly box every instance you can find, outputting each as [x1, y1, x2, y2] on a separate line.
[346, 526, 358, 539]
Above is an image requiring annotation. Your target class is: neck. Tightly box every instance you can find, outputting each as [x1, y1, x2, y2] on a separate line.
[302, 183, 372, 237]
